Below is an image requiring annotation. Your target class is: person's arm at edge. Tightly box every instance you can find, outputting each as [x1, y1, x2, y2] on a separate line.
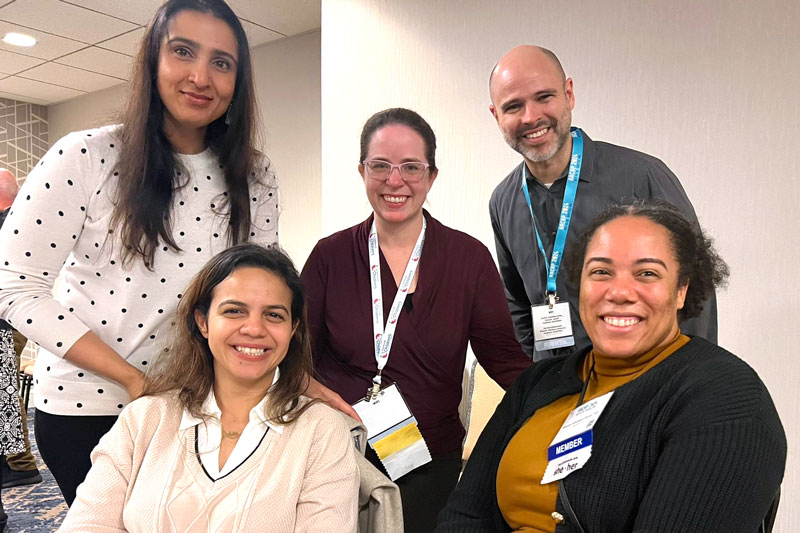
[468, 244, 532, 390]
[0, 131, 144, 400]
[66, 331, 144, 400]
[300, 243, 361, 422]
[490, 195, 535, 358]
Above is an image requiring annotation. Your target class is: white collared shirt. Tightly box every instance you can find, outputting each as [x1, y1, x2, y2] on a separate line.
[179, 369, 284, 480]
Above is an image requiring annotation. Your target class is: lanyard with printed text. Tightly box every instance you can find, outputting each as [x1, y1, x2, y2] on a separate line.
[521, 128, 584, 305]
[367, 217, 426, 400]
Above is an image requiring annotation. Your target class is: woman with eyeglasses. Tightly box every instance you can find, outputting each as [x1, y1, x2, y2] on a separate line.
[301, 107, 532, 532]
[0, 0, 277, 506]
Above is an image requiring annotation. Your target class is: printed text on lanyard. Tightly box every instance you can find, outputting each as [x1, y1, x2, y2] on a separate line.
[367, 217, 426, 400]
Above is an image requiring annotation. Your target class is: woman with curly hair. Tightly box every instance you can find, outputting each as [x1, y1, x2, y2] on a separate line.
[438, 199, 786, 532]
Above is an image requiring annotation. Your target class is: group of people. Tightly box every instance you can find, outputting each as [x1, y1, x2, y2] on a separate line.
[0, 0, 786, 532]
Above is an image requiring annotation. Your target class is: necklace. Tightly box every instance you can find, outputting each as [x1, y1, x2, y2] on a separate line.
[221, 428, 241, 439]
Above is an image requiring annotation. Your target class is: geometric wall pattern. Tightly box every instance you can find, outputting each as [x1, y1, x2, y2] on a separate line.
[0, 97, 48, 183]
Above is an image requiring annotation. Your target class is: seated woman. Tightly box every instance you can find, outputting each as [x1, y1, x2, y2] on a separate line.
[437, 200, 786, 532]
[59, 244, 359, 532]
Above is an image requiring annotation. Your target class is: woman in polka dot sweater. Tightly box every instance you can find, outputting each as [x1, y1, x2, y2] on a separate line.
[0, 0, 278, 506]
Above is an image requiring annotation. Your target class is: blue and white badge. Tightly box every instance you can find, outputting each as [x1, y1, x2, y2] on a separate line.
[541, 390, 614, 484]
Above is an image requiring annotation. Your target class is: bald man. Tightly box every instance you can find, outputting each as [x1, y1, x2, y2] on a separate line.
[488, 46, 716, 360]
[0, 168, 42, 488]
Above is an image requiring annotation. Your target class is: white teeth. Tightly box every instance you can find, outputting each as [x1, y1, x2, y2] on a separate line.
[236, 346, 266, 356]
[524, 128, 548, 139]
[604, 316, 640, 327]
[384, 196, 406, 204]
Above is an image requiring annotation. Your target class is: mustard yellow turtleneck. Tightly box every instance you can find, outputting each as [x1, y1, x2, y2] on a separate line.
[496, 332, 690, 532]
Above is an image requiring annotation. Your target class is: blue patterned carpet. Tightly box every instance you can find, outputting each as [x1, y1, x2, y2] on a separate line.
[3, 407, 68, 532]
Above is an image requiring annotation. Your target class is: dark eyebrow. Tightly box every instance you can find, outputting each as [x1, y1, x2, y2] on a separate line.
[584, 257, 612, 265]
[166, 36, 238, 65]
[218, 300, 289, 313]
[584, 257, 669, 270]
[634, 258, 668, 270]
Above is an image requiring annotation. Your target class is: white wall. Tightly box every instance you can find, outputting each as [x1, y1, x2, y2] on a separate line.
[322, 0, 800, 528]
[48, 83, 128, 144]
[252, 30, 321, 266]
[46, 30, 322, 267]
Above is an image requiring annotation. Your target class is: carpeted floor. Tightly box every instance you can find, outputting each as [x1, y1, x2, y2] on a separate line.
[3, 407, 68, 532]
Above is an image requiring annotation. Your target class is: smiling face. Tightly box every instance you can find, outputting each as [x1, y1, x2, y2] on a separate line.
[579, 216, 688, 359]
[195, 266, 297, 393]
[359, 123, 437, 229]
[157, 9, 238, 151]
[490, 47, 574, 166]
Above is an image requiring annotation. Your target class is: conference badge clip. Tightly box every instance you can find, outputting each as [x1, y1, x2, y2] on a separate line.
[352, 383, 432, 481]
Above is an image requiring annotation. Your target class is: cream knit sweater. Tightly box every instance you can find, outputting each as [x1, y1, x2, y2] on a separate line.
[58, 393, 359, 532]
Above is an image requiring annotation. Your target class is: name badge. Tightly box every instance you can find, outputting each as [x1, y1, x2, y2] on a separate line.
[541, 390, 614, 484]
[531, 302, 575, 351]
[352, 383, 431, 480]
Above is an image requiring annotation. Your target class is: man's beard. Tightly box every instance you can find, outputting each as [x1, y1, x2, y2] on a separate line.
[505, 120, 570, 163]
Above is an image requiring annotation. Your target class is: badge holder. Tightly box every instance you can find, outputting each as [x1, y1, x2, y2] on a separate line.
[352, 382, 432, 481]
[532, 293, 575, 352]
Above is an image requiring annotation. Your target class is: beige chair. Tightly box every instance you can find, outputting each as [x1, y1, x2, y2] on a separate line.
[461, 360, 505, 462]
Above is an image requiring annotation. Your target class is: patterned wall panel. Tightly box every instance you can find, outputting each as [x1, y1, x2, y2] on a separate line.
[0, 97, 49, 183]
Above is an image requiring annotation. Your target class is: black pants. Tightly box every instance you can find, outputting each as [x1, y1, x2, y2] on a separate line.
[366, 446, 462, 533]
[34, 410, 117, 507]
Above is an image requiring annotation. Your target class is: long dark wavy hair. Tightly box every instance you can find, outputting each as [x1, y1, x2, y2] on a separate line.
[111, 0, 265, 268]
[142, 243, 316, 424]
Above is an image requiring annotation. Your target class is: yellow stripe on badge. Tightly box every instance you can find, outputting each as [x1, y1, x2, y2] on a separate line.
[372, 422, 424, 459]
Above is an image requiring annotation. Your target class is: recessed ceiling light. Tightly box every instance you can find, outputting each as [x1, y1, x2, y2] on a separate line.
[3, 32, 37, 47]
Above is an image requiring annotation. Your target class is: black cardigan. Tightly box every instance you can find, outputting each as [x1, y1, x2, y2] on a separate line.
[436, 337, 786, 532]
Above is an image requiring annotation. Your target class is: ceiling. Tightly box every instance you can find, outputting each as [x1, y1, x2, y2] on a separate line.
[0, 0, 320, 105]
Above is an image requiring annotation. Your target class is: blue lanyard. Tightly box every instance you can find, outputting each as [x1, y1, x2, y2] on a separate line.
[520, 128, 584, 298]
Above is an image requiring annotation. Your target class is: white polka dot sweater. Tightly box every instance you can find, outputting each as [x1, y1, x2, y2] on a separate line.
[0, 125, 279, 415]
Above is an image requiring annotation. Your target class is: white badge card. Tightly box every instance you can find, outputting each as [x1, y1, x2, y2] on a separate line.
[352, 384, 432, 481]
[531, 302, 575, 351]
[541, 390, 614, 485]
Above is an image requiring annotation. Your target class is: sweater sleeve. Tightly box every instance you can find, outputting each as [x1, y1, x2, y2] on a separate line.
[58, 403, 136, 532]
[295, 406, 360, 533]
[0, 132, 96, 356]
[468, 244, 532, 389]
[300, 242, 331, 375]
[632, 366, 786, 532]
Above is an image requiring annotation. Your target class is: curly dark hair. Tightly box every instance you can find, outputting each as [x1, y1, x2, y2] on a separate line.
[142, 243, 315, 424]
[565, 199, 729, 320]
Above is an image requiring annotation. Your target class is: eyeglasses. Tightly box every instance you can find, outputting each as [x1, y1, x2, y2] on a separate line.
[362, 159, 431, 183]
